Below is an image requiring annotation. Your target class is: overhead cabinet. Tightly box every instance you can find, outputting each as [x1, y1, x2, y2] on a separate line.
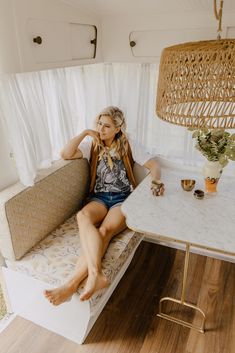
[129, 28, 223, 57]
[28, 19, 97, 63]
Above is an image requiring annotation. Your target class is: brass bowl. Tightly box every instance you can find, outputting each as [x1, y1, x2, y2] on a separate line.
[181, 179, 196, 191]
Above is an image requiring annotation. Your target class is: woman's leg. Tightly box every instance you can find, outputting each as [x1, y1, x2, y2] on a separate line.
[44, 204, 127, 304]
[80, 205, 127, 301]
[44, 201, 108, 305]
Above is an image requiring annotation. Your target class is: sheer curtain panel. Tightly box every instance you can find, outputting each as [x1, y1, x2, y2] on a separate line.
[0, 63, 202, 186]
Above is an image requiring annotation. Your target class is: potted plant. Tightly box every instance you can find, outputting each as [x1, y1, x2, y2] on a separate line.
[190, 128, 235, 192]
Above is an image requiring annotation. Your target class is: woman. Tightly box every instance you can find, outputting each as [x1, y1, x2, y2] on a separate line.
[44, 106, 164, 305]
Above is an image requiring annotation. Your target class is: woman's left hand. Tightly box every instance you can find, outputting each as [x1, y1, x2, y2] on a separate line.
[151, 180, 165, 196]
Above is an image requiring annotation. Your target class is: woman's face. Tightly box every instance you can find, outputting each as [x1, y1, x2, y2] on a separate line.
[97, 115, 120, 144]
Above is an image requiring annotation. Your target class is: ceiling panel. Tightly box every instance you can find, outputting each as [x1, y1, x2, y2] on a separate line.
[61, 0, 235, 17]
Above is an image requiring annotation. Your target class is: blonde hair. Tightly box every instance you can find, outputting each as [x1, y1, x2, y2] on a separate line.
[94, 106, 129, 158]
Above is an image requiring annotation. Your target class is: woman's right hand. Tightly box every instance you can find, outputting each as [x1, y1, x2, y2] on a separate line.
[85, 129, 100, 144]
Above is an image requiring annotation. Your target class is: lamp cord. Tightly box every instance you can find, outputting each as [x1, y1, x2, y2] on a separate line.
[214, 0, 224, 39]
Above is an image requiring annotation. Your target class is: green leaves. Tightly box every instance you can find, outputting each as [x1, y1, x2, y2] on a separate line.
[192, 131, 199, 138]
[230, 133, 235, 141]
[225, 145, 235, 161]
[190, 128, 235, 165]
[219, 155, 229, 167]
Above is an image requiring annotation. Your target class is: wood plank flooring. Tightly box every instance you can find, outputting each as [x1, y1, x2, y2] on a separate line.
[0, 241, 234, 353]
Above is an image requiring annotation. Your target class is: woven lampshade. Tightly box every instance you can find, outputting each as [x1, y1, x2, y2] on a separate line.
[156, 39, 235, 129]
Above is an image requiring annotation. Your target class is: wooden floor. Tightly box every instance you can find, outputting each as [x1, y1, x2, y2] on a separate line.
[0, 241, 235, 353]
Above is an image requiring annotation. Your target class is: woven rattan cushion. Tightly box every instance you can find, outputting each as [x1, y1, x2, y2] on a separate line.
[3, 159, 90, 260]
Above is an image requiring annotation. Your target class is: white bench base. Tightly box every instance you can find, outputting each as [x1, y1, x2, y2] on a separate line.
[2, 237, 141, 344]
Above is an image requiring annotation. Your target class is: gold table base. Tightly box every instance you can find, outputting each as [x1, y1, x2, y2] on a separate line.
[157, 297, 205, 333]
[157, 243, 206, 333]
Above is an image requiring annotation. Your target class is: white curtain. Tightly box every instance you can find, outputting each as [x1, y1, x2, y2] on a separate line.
[0, 63, 201, 186]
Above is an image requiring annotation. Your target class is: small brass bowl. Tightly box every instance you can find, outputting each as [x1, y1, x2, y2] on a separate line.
[194, 189, 205, 199]
[181, 179, 196, 191]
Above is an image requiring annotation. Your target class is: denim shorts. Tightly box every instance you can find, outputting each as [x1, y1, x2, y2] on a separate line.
[88, 191, 131, 210]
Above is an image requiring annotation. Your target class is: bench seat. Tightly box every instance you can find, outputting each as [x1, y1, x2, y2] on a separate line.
[0, 159, 143, 343]
[5, 214, 142, 312]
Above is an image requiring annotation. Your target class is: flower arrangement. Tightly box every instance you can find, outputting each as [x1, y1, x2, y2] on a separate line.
[190, 128, 235, 167]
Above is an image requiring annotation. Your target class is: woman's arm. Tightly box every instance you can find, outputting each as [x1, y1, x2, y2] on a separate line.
[61, 129, 99, 160]
[144, 158, 161, 181]
[128, 139, 164, 195]
[144, 158, 165, 196]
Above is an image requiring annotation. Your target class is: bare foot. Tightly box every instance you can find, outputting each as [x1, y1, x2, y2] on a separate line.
[44, 283, 76, 306]
[80, 272, 109, 301]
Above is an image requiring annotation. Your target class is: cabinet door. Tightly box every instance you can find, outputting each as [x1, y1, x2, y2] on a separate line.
[70, 23, 97, 60]
[28, 19, 97, 63]
[226, 26, 235, 38]
[129, 28, 221, 57]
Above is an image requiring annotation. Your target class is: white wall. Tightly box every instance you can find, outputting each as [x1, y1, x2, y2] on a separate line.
[0, 0, 102, 74]
[101, 11, 235, 62]
[0, 0, 21, 74]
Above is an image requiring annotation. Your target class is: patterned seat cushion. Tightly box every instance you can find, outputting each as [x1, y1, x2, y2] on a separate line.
[6, 214, 142, 309]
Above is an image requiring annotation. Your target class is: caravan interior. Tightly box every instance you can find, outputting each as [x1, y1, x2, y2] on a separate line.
[0, 0, 235, 352]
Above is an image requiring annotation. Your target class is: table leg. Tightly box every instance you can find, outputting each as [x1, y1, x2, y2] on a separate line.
[157, 242, 206, 333]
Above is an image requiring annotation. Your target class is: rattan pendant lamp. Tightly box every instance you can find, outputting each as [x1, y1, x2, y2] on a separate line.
[156, 0, 235, 129]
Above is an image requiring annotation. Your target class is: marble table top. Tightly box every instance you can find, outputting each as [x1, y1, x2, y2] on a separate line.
[121, 167, 235, 256]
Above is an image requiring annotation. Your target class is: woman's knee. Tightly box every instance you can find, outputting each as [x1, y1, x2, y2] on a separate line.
[99, 225, 108, 237]
[77, 209, 92, 225]
[99, 225, 113, 245]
